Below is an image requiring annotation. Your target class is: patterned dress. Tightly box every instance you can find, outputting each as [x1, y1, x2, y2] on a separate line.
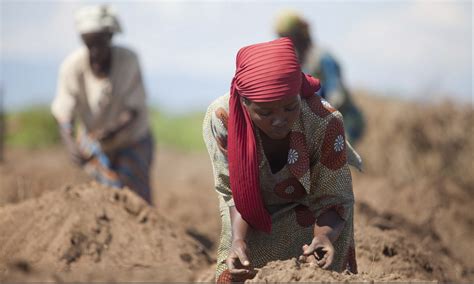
[203, 93, 357, 282]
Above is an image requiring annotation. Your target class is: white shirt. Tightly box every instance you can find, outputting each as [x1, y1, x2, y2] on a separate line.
[51, 46, 150, 151]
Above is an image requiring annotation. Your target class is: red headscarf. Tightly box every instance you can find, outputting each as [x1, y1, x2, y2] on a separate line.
[228, 37, 320, 233]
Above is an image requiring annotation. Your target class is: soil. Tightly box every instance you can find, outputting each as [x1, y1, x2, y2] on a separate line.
[0, 93, 472, 282]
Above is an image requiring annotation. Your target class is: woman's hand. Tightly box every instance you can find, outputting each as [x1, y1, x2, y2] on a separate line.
[299, 209, 344, 269]
[299, 234, 335, 269]
[59, 127, 89, 165]
[226, 239, 255, 279]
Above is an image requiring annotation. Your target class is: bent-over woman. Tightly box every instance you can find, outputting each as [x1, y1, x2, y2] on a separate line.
[203, 38, 358, 282]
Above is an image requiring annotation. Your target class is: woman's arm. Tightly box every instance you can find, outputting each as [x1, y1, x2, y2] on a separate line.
[227, 206, 254, 277]
[302, 110, 355, 270]
[203, 104, 255, 278]
[230, 206, 249, 242]
[314, 209, 345, 243]
[301, 209, 345, 269]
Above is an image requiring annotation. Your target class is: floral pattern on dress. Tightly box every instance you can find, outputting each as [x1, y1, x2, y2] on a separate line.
[215, 135, 228, 157]
[215, 107, 229, 129]
[203, 94, 357, 280]
[216, 269, 232, 284]
[321, 98, 336, 112]
[306, 95, 336, 118]
[294, 204, 316, 228]
[318, 204, 347, 221]
[320, 117, 347, 170]
[274, 178, 307, 200]
[334, 135, 345, 152]
[212, 108, 229, 157]
[288, 131, 309, 178]
[287, 148, 299, 164]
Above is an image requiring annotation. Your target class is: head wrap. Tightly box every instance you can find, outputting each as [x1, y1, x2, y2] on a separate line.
[274, 10, 310, 39]
[75, 5, 122, 35]
[228, 38, 320, 233]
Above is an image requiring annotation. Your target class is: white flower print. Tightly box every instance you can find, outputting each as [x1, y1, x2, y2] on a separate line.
[284, 186, 295, 194]
[215, 115, 225, 129]
[334, 135, 345, 152]
[287, 148, 299, 164]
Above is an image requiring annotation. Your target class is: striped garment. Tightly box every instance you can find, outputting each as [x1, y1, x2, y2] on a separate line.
[78, 131, 154, 204]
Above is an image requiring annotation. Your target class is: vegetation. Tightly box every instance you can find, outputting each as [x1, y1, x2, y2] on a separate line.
[150, 110, 205, 152]
[5, 107, 60, 149]
[5, 107, 206, 152]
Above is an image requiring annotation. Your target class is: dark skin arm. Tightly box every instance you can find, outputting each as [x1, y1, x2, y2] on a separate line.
[226, 206, 256, 279]
[300, 209, 345, 269]
[58, 121, 91, 165]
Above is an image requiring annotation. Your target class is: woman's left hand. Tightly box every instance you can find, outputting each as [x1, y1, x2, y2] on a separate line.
[299, 234, 335, 269]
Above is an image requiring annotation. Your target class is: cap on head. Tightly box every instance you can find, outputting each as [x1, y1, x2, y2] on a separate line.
[274, 10, 309, 38]
[75, 4, 122, 35]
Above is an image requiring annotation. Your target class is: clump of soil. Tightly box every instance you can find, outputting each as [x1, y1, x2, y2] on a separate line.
[0, 182, 212, 282]
[249, 203, 463, 283]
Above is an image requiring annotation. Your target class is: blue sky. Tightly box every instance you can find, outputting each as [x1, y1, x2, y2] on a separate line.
[1, 1, 472, 113]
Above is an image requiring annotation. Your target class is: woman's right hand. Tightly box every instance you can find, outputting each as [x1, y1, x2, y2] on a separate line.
[226, 239, 255, 279]
[59, 128, 87, 165]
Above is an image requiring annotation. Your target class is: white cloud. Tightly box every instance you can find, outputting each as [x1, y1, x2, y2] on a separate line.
[338, 1, 472, 99]
[1, 1, 472, 109]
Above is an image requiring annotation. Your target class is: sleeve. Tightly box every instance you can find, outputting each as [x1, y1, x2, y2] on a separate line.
[123, 54, 147, 112]
[51, 61, 77, 124]
[308, 111, 354, 222]
[202, 104, 234, 207]
[319, 54, 345, 109]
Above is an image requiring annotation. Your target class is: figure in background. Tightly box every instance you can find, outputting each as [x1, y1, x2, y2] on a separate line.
[51, 5, 154, 203]
[203, 38, 357, 283]
[275, 10, 365, 144]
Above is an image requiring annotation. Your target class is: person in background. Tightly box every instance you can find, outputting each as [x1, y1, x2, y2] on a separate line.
[203, 38, 357, 283]
[51, 5, 154, 204]
[275, 10, 365, 145]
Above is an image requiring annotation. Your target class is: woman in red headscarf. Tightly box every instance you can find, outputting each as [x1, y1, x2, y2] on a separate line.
[203, 38, 357, 282]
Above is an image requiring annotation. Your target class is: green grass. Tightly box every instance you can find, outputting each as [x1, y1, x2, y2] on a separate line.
[150, 110, 205, 152]
[5, 107, 60, 149]
[4, 106, 206, 152]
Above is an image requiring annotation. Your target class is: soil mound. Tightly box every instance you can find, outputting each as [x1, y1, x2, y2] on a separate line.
[1, 93, 472, 282]
[0, 182, 212, 282]
[353, 94, 474, 269]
